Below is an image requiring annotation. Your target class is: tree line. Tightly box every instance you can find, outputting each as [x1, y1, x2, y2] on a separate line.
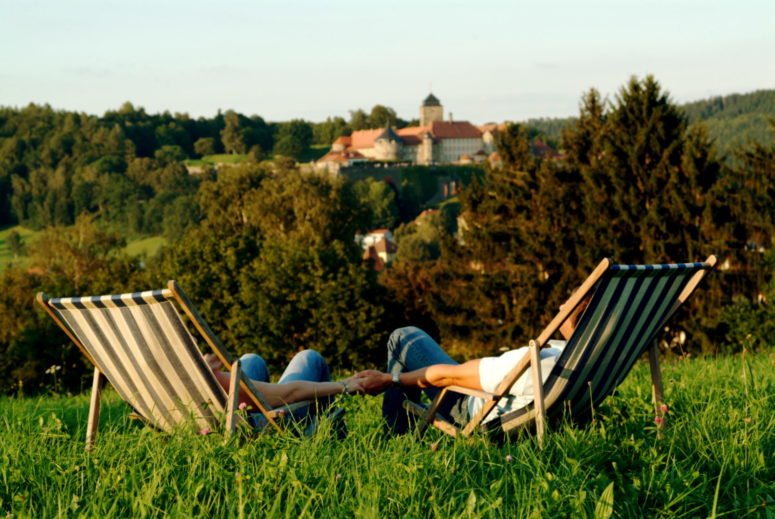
[0, 101, 435, 232]
[383, 77, 774, 357]
[523, 88, 775, 162]
[0, 76, 772, 395]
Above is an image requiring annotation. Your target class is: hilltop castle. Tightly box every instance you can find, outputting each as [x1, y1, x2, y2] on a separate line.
[317, 94, 499, 172]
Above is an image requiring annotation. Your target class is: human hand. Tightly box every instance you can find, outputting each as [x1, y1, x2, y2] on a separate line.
[344, 377, 367, 395]
[351, 370, 392, 395]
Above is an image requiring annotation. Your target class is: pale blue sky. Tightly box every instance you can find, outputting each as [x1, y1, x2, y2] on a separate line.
[1, 0, 773, 123]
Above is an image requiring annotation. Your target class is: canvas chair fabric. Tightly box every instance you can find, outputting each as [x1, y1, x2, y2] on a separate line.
[43, 288, 228, 432]
[493, 260, 713, 434]
[410, 257, 715, 439]
[37, 282, 306, 444]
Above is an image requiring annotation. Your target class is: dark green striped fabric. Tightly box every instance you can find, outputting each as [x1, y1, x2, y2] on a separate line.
[48, 290, 226, 432]
[493, 262, 709, 435]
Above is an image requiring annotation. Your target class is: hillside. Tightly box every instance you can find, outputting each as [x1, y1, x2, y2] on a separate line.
[681, 89, 775, 158]
[521, 89, 775, 159]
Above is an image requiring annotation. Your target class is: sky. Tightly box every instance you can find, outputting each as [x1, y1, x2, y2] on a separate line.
[1, 0, 773, 124]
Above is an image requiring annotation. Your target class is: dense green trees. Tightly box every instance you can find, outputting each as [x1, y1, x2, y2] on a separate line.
[312, 116, 349, 145]
[524, 89, 775, 163]
[352, 178, 400, 230]
[309, 104, 409, 143]
[0, 79, 772, 396]
[0, 215, 143, 393]
[272, 120, 313, 159]
[0, 103, 279, 231]
[150, 163, 387, 368]
[383, 76, 773, 357]
[220, 111, 249, 154]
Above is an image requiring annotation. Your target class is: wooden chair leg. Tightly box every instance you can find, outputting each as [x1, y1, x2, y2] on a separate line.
[418, 387, 449, 436]
[648, 340, 666, 437]
[225, 359, 242, 440]
[86, 368, 107, 451]
[529, 340, 546, 448]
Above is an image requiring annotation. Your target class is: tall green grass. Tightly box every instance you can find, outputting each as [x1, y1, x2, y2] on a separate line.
[1, 350, 772, 518]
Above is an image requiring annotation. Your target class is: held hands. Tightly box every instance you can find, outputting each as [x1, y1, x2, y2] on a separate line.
[349, 370, 393, 395]
[334, 371, 391, 395]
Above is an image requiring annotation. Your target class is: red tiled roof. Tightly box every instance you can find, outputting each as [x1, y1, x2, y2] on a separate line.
[429, 121, 482, 139]
[343, 121, 482, 150]
[333, 136, 351, 146]
[318, 149, 366, 163]
[396, 126, 429, 136]
[532, 139, 559, 158]
[349, 129, 384, 149]
[396, 126, 429, 145]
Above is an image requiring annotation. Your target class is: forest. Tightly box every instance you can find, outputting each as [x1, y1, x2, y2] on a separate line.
[0, 76, 772, 395]
[525, 88, 775, 158]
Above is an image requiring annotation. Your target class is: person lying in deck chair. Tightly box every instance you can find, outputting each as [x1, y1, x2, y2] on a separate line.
[204, 349, 367, 430]
[353, 294, 590, 434]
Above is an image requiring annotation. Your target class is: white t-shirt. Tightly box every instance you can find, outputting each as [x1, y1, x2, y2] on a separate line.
[467, 340, 566, 423]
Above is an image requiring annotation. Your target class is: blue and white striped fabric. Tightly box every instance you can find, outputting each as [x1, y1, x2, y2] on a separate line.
[47, 289, 226, 432]
[494, 261, 711, 435]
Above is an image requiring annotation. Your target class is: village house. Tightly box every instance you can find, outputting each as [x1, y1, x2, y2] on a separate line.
[356, 229, 397, 270]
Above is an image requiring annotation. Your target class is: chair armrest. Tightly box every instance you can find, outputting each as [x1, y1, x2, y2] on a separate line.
[403, 400, 459, 437]
[446, 385, 497, 401]
[265, 401, 312, 419]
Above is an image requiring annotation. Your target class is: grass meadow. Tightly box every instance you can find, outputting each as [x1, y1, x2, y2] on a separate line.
[0, 349, 772, 518]
[0, 225, 166, 273]
[0, 226, 39, 272]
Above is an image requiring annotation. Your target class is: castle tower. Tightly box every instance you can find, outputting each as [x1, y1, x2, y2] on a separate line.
[373, 125, 401, 161]
[420, 93, 443, 126]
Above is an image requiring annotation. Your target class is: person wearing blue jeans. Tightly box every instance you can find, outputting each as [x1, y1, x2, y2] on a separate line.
[380, 327, 472, 433]
[355, 293, 590, 434]
[205, 350, 362, 432]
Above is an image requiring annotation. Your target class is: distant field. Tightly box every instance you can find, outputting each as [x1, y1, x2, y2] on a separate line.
[124, 235, 167, 258]
[0, 348, 772, 517]
[203, 153, 248, 164]
[0, 225, 166, 272]
[0, 225, 39, 271]
[184, 154, 248, 167]
[185, 148, 329, 167]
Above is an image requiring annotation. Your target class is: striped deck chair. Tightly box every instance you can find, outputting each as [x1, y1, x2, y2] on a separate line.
[406, 256, 716, 445]
[36, 280, 308, 449]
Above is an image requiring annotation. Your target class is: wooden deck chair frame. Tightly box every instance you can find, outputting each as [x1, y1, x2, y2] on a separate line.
[405, 255, 717, 446]
[36, 280, 310, 449]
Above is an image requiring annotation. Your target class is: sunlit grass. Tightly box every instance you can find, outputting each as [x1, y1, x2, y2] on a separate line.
[124, 236, 167, 259]
[201, 153, 248, 164]
[1, 349, 772, 517]
[0, 225, 39, 272]
[0, 225, 166, 273]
